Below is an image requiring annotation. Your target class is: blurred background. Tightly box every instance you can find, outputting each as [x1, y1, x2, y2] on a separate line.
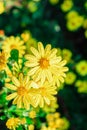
[0, 0, 87, 130]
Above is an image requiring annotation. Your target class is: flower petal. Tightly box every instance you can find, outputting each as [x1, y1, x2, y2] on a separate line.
[6, 93, 17, 100]
[5, 83, 17, 90]
[12, 76, 20, 87]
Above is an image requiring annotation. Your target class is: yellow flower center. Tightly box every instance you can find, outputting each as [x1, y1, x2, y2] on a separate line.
[39, 58, 49, 69]
[10, 44, 17, 49]
[81, 66, 86, 70]
[17, 86, 28, 96]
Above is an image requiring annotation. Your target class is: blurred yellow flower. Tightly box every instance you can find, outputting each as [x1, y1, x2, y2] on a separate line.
[75, 80, 87, 93]
[84, 30, 87, 38]
[55, 118, 70, 129]
[21, 31, 31, 42]
[46, 113, 70, 130]
[61, 0, 73, 12]
[0, 2, 5, 14]
[20, 118, 26, 125]
[25, 42, 68, 84]
[66, 16, 84, 31]
[66, 11, 79, 20]
[2, 36, 26, 58]
[26, 38, 37, 54]
[49, 0, 59, 5]
[75, 60, 87, 76]
[65, 72, 76, 85]
[28, 1, 38, 13]
[62, 49, 72, 62]
[29, 110, 36, 118]
[6, 117, 20, 130]
[6, 73, 34, 110]
[28, 124, 34, 130]
[83, 19, 87, 29]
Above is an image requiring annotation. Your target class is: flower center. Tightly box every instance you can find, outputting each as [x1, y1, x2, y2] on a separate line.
[10, 44, 17, 49]
[81, 66, 86, 70]
[39, 58, 49, 69]
[17, 86, 28, 96]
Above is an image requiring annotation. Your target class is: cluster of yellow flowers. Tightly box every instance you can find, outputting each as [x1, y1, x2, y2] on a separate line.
[6, 117, 34, 130]
[0, 31, 68, 130]
[60, 0, 87, 35]
[41, 112, 70, 130]
[56, 47, 87, 93]
[66, 11, 84, 31]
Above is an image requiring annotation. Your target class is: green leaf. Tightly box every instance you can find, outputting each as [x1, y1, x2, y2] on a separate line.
[26, 117, 33, 125]
[10, 49, 19, 63]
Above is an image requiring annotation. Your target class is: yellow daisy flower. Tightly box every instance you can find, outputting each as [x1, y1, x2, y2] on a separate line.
[28, 1, 38, 13]
[62, 49, 72, 62]
[66, 11, 79, 20]
[6, 117, 20, 130]
[6, 73, 34, 110]
[75, 80, 87, 93]
[61, 0, 73, 12]
[2, 36, 26, 58]
[66, 16, 84, 31]
[31, 81, 57, 108]
[25, 42, 68, 84]
[75, 60, 87, 76]
[65, 72, 76, 85]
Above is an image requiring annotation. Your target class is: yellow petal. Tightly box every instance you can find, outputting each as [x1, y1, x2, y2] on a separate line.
[45, 69, 53, 82]
[40, 96, 44, 108]
[6, 93, 17, 100]
[48, 49, 57, 59]
[25, 54, 37, 61]
[50, 56, 61, 65]
[17, 97, 22, 108]
[12, 76, 20, 87]
[23, 96, 30, 110]
[25, 62, 39, 67]
[38, 42, 44, 57]
[44, 97, 50, 105]
[5, 83, 17, 90]
[13, 96, 19, 104]
[45, 44, 51, 56]
[30, 47, 41, 59]
[28, 66, 40, 76]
